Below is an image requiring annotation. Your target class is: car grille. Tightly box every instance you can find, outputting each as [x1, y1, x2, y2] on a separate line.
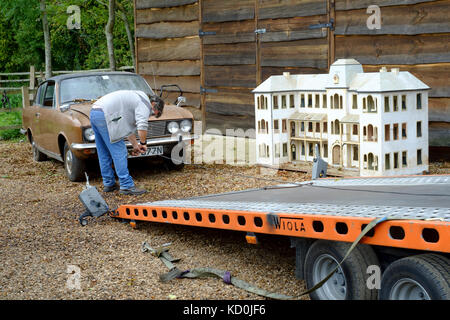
[147, 120, 167, 138]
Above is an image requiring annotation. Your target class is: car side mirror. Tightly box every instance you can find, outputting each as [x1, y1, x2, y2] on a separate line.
[176, 96, 186, 108]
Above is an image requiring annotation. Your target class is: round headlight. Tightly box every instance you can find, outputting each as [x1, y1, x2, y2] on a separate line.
[167, 121, 179, 134]
[180, 119, 192, 133]
[84, 128, 95, 142]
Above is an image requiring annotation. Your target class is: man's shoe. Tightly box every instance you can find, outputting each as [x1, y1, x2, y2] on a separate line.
[119, 186, 147, 195]
[104, 184, 119, 192]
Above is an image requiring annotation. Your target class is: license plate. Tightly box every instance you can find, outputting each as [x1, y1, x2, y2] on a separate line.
[128, 145, 163, 158]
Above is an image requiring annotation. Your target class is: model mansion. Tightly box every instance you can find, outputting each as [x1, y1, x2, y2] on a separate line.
[253, 59, 430, 176]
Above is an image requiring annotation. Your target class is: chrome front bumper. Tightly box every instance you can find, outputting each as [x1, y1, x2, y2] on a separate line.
[71, 134, 198, 150]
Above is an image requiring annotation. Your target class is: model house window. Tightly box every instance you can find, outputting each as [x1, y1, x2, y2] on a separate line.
[367, 124, 374, 141]
[417, 149, 422, 165]
[282, 119, 287, 133]
[315, 94, 320, 108]
[402, 151, 407, 167]
[333, 94, 340, 109]
[301, 143, 305, 156]
[308, 94, 312, 108]
[363, 98, 367, 111]
[273, 119, 279, 132]
[292, 145, 297, 160]
[322, 94, 327, 108]
[363, 154, 368, 169]
[352, 124, 358, 135]
[352, 94, 358, 109]
[273, 96, 278, 109]
[308, 122, 313, 132]
[300, 121, 304, 132]
[281, 95, 287, 109]
[334, 120, 340, 134]
[402, 123, 407, 139]
[393, 123, 399, 140]
[289, 95, 295, 108]
[393, 96, 398, 111]
[300, 94, 305, 108]
[401, 95, 407, 111]
[257, 96, 260, 109]
[323, 122, 328, 133]
[353, 146, 358, 161]
[308, 143, 314, 156]
[385, 154, 390, 170]
[283, 143, 288, 157]
[340, 96, 343, 109]
[316, 122, 320, 133]
[275, 143, 280, 158]
[323, 143, 328, 158]
[291, 122, 296, 137]
[393, 152, 399, 169]
[417, 121, 422, 137]
[384, 96, 390, 112]
[367, 95, 376, 112]
[385, 124, 390, 141]
[416, 93, 422, 109]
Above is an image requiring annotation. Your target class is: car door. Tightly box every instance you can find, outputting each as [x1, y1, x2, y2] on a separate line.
[36, 80, 61, 154]
[29, 81, 48, 150]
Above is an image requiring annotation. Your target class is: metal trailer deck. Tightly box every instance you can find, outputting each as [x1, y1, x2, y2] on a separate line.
[113, 175, 450, 253]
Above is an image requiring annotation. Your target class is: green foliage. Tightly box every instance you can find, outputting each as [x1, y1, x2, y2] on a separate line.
[0, 0, 135, 73]
[0, 111, 22, 140]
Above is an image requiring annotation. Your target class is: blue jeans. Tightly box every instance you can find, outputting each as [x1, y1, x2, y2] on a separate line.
[90, 109, 134, 190]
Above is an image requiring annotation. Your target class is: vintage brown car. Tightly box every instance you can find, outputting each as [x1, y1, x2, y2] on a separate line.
[22, 72, 195, 181]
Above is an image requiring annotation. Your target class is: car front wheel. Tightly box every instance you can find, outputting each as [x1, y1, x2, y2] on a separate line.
[63, 142, 86, 182]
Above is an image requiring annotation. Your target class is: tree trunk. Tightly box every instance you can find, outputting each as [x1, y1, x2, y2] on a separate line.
[116, 1, 136, 72]
[40, 0, 52, 79]
[105, 0, 116, 71]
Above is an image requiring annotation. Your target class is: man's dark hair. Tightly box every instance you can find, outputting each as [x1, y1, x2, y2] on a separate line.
[149, 95, 164, 118]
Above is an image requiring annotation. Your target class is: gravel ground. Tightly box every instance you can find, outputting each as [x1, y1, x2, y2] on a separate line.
[0, 140, 311, 300]
[1, 140, 449, 301]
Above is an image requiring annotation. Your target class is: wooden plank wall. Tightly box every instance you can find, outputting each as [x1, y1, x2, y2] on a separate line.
[201, 0, 329, 135]
[135, 0, 202, 120]
[334, 0, 450, 148]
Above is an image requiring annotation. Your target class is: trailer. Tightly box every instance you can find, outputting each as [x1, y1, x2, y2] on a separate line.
[111, 174, 450, 300]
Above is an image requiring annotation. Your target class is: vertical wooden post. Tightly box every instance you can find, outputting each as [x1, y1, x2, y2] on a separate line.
[133, 0, 139, 74]
[22, 86, 30, 109]
[328, 0, 336, 68]
[199, 0, 206, 134]
[255, 0, 261, 86]
[29, 65, 36, 89]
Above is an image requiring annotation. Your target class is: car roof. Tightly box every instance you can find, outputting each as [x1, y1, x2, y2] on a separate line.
[47, 71, 139, 83]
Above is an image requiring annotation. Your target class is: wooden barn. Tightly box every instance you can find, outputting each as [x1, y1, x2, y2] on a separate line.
[134, 0, 449, 159]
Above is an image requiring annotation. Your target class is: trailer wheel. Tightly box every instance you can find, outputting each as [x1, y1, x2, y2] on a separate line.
[380, 254, 450, 300]
[304, 240, 376, 300]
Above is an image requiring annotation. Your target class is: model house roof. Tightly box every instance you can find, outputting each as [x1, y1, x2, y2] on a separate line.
[252, 59, 430, 94]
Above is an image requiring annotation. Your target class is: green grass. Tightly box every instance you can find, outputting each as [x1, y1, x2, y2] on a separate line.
[0, 110, 23, 140]
[0, 93, 24, 140]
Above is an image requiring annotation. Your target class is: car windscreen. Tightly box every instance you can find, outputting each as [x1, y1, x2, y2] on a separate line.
[59, 74, 155, 104]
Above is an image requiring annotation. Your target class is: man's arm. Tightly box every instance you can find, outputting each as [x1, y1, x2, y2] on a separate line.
[128, 130, 147, 155]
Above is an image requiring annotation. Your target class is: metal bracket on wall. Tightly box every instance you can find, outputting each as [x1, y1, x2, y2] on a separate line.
[199, 30, 216, 37]
[200, 86, 218, 95]
[309, 18, 335, 31]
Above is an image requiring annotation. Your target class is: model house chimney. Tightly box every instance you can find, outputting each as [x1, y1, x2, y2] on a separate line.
[283, 72, 290, 78]
[391, 68, 400, 75]
[380, 67, 387, 72]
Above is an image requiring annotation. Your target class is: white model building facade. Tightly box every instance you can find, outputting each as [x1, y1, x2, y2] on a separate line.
[253, 59, 430, 176]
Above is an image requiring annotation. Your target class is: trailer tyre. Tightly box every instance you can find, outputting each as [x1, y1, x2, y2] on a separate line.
[304, 240, 377, 300]
[380, 254, 450, 300]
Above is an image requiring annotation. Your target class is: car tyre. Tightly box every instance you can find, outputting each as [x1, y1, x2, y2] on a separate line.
[32, 141, 47, 162]
[164, 143, 185, 171]
[63, 142, 86, 182]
